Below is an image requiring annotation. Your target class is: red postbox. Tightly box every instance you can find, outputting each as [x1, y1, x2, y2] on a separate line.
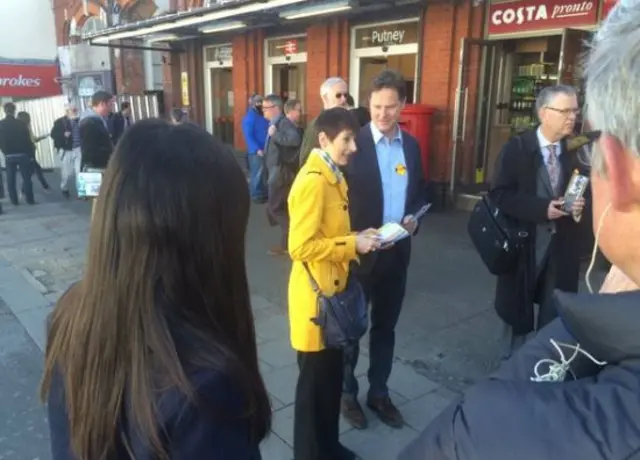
[399, 104, 436, 181]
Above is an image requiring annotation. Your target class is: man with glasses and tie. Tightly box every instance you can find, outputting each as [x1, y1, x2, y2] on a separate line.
[298, 77, 350, 166]
[490, 84, 588, 359]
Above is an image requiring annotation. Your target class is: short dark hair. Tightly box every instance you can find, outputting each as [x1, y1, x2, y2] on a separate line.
[3, 102, 16, 116]
[315, 107, 360, 142]
[120, 101, 131, 110]
[371, 69, 407, 101]
[346, 94, 355, 107]
[284, 98, 300, 113]
[91, 90, 113, 107]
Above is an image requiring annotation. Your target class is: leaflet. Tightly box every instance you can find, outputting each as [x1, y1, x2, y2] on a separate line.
[376, 222, 410, 245]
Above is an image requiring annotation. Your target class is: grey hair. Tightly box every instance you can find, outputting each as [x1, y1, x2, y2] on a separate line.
[284, 98, 300, 113]
[320, 77, 346, 97]
[584, 0, 640, 174]
[535, 84, 577, 113]
[264, 94, 283, 108]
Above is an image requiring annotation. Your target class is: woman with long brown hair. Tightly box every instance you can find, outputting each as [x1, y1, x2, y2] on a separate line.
[41, 119, 271, 459]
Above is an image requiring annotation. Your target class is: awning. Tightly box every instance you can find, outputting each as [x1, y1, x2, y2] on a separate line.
[0, 62, 61, 99]
[81, 0, 415, 44]
[83, 0, 316, 44]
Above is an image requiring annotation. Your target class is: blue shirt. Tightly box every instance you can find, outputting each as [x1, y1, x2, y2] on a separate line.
[370, 122, 408, 224]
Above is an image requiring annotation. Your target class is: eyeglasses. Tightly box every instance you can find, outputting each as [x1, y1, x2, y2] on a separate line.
[262, 105, 276, 110]
[335, 92, 349, 99]
[546, 107, 580, 116]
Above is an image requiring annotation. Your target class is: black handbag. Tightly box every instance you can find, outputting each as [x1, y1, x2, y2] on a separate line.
[303, 263, 368, 349]
[467, 195, 528, 276]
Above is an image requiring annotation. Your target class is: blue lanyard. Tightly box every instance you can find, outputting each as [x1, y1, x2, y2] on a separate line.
[314, 148, 342, 183]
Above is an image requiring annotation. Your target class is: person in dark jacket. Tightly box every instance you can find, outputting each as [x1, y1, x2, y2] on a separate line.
[490, 85, 588, 359]
[398, 4, 640, 458]
[50, 103, 81, 199]
[79, 90, 114, 171]
[0, 102, 35, 205]
[17, 111, 50, 192]
[40, 120, 271, 459]
[263, 96, 303, 255]
[109, 100, 132, 145]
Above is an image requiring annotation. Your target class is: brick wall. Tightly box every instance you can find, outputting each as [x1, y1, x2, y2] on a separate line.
[419, 0, 484, 185]
[231, 30, 266, 151]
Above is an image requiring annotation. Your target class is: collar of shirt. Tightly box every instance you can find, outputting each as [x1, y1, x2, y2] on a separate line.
[370, 122, 403, 146]
[536, 127, 562, 162]
[312, 148, 343, 183]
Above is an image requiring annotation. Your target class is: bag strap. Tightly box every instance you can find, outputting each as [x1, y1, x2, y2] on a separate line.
[302, 262, 321, 294]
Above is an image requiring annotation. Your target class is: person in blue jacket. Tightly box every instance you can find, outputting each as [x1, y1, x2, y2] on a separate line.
[242, 94, 269, 202]
[398, 3, 640, 459]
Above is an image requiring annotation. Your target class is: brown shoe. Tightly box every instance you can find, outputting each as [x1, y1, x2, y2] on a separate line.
[366, 396, 404, 428]
[341, 396, 368, 429]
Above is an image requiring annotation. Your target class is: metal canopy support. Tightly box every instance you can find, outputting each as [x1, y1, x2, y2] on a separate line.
[88, 41, 185, 52]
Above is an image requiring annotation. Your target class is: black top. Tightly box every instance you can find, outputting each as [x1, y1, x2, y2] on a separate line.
[0, 115, 34, 156]
[79, 116, 113, 169]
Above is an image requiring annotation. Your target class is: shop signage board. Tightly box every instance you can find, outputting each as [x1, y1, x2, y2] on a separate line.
[0, 63, 61, 98]
[267, 37, 306, 57]
[488, 0, 598, 35]
[354, 22, 419, 49]
[601, 0, 618, 18]
[181, 71, 189, 106]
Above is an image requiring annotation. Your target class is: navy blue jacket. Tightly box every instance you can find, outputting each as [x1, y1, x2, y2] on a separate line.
[48, 367, 262, 459]
[398, 290, 640, 460]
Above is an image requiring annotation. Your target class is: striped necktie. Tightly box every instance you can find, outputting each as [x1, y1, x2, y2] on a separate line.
[547, 144, 560, 194]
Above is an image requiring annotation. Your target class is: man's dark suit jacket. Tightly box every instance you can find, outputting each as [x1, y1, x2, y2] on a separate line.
[490, 127, 589, 334]
[110, 112, 131, 146]
[345, 124, 427, 274]
[79, 117, 113, 170]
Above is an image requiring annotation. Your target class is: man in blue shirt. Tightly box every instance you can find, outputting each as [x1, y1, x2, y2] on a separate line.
[241, 94, 269, 203]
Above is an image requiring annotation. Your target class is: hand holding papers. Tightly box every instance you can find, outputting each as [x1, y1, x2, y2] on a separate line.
[375, 204, 432, 245]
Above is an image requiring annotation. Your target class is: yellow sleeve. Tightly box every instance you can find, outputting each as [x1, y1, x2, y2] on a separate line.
[288, 173, 357, 263]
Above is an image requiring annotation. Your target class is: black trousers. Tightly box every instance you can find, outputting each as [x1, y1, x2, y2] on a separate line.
[294, 348, 343, 460]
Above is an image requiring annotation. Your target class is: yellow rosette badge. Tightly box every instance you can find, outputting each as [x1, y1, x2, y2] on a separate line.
[395, 164, 407, 175]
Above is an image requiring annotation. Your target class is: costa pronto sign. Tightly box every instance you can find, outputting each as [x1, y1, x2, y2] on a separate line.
[0, 63, 61, 98]
[488, 0, 598, 35]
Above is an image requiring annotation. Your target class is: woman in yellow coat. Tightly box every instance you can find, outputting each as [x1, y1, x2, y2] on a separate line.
[288, 107, 379, 460]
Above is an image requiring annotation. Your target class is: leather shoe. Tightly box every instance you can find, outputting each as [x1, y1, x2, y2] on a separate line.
[341, 396, 367, 429]
[366, 396, 404, 428]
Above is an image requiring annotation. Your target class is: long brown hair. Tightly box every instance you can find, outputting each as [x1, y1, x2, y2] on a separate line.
[40, 119, 271, 459]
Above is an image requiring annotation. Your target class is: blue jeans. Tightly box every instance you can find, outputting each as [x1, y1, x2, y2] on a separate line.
[343, 249, 407, 399]
[248, 153, 267, 201]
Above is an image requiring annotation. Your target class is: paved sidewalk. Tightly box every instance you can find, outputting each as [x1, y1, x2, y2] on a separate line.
[0, 174, 607, 459]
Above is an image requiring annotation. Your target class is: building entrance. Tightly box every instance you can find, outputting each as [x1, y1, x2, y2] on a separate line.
[204, 44, 234, 145]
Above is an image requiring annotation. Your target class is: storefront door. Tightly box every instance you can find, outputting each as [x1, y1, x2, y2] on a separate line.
[559, 28, 592, 133]
[350, 20, 419, 106]
[204, 45, 234, 145]
[265, 36, 307, 121]
[450, 38, 499, 193]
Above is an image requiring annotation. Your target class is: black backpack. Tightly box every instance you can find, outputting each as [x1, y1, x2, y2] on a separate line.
[467, 195, 528, 276]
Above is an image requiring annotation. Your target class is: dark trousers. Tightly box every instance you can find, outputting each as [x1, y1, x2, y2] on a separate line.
[0, 167, 4, 199]
[343, 247, 407, 399]
[30, 159, 49, 189]
[294, 349, 343, 460]
[267, 178, 291, 249]
[5, 154, 34, 205]
[501, 254, 558, 360]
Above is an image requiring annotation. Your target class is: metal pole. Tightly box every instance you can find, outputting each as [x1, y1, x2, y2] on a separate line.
[106, 0, 118, 94]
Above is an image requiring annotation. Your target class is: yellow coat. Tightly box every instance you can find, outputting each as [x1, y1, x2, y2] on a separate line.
[287, 150, 357, 352]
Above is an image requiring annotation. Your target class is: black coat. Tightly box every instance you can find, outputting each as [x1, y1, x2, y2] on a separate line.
[490, 128, 589, 334]
[397, 290, 640, 460]
[345, 125, 427, 274]
[79, 116, 113, 170]
[110, 112, 131, 146]
[0, 115, 34, 156]
[50, 116, 73, 151]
